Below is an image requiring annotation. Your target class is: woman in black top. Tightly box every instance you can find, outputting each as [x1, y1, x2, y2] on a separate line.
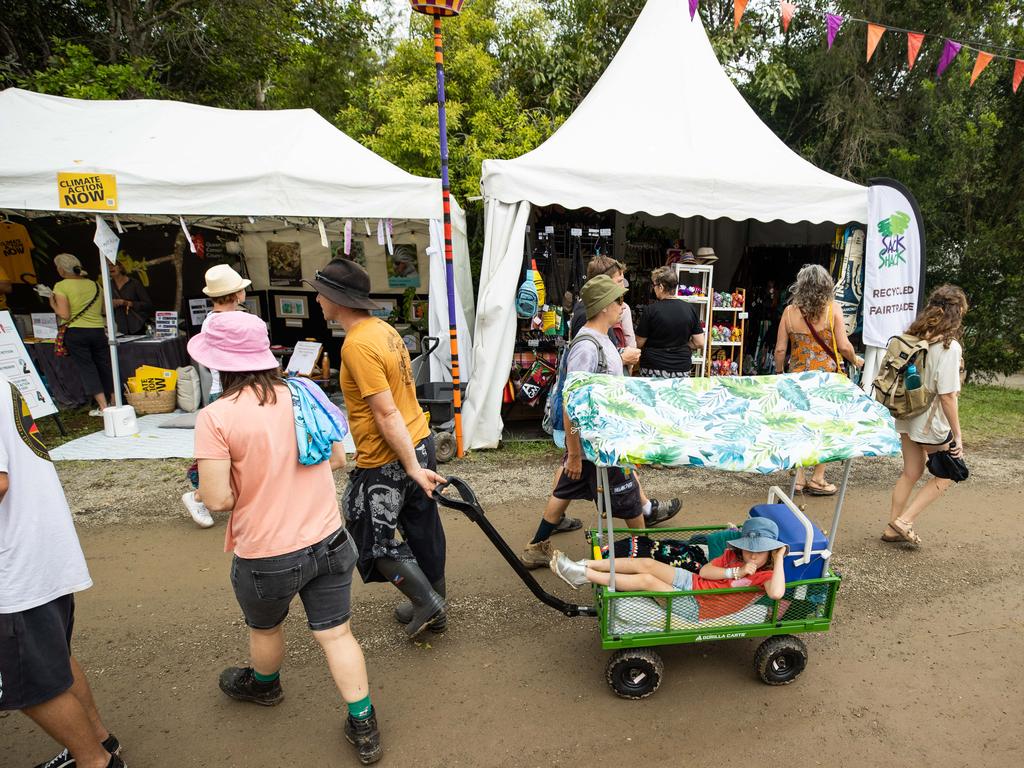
[635, 266, 705, 378]
[110, 261, 154, 335]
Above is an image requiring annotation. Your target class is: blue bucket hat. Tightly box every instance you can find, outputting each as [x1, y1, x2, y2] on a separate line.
[728, 517, 787, 553]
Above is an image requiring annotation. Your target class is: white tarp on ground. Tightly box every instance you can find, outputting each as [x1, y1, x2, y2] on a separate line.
[0, 88, 473, 383]
[465, 0, 868, 449]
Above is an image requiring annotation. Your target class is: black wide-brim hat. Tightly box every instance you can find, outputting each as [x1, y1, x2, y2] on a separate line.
[304, 258, 382, 310]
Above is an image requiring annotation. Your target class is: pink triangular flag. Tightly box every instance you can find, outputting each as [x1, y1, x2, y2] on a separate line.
[936, 39, 962, 78]
[689, 0, 699, 21]
[781, 2, 796, 33]
[826, 14, 844, 50]
[907, 32, 925, 70]
[970, 51, 994, 86]
[866, 24, 886, 62]
[734, 0, 748, 30]
[1014, 60, 1024, 93]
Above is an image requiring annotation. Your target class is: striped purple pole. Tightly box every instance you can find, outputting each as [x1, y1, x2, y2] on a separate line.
[432, 16, 464, 457]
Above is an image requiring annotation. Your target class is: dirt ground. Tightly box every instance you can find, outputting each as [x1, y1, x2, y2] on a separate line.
[3, 448, 1023, 767]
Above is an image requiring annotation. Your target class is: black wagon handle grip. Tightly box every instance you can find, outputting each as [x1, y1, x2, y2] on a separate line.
[432, 475, 481, 515]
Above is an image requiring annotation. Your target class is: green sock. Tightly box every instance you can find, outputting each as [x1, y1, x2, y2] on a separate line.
[347, 695, 373, 720]
[253, 669, 279, 683]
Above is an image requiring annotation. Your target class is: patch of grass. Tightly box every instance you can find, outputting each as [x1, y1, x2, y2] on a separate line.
[35, 406, 102, 449]
[959, 384, 1024, 444]
[460, 439, 560, 464]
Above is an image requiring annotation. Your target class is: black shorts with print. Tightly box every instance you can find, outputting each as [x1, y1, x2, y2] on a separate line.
[342, 435, 446, 584]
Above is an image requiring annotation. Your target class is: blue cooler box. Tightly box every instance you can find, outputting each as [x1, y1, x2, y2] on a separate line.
[749, 504, 830, 582]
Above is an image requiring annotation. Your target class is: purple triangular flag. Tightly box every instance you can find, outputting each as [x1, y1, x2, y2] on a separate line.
[689, 0, 699, 21]
[826, 14, 844, 50]
[936, 39, 962, 78]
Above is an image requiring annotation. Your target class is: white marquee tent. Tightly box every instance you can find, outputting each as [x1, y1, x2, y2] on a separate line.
[0, 87, 474, 384]
[463, 0, 868, 449]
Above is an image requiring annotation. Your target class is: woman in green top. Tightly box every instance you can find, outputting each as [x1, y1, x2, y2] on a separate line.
[49, 253, 113, 414]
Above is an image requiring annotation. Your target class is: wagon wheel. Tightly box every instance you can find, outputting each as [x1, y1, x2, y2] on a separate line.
[434, 430, 457, 464]
[605, 648, 664, 699]
[754, 635, 808, 686]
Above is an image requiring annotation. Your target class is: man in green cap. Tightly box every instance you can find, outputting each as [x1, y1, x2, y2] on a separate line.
[521, 274, 647, 567]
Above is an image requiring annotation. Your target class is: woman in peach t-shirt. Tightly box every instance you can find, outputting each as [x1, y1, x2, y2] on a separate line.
[190, 311, 382, 764]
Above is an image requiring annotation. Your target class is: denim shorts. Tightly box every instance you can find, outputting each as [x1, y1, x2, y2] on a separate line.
[230, 527, 358, 631]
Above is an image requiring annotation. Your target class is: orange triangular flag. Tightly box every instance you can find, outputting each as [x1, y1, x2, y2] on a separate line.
[867, 24, 886, 62]
[734, 0, 749, 30]
[781, 2, 796, 33]
[1014, 60, 1024, 93]
[907, 32, 925, 70]
[970, 51, 994, 86]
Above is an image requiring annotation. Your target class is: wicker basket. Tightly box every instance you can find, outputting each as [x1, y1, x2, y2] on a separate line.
[125, 388, 177, 415]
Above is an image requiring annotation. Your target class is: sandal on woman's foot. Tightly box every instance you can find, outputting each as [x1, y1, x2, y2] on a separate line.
[805, 479, 838, 496]
[883, 519, 921, 546]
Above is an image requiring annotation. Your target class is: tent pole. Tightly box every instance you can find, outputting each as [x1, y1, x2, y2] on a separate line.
[431, 16, 464, 457]
[97, 248, 123, 408]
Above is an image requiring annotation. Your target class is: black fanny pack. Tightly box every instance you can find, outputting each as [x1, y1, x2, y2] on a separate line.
[926, 444, 969, 483]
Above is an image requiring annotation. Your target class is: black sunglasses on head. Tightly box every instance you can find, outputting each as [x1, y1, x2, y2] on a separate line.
[315, 270, 356, 293]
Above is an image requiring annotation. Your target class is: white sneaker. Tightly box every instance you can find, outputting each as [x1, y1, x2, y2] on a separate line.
[182, 492, 214, 528]
[89, 408, 104, 417]
[550, 550, 590, 589]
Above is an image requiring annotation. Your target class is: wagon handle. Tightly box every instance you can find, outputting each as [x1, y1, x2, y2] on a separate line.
[432, 477, 597, 619]
[432, 476, 480, 515]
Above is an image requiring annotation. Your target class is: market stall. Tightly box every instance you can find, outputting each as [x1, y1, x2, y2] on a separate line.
[0, 88, 474, 415]
[464, 0, 868, 449]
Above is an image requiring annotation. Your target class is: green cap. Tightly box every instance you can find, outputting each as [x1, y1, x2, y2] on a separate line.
[581, 274, 627, 319]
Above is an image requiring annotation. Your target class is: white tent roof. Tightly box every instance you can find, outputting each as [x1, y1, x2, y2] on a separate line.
[480, 0, 867, 224]
[0, 88, 445, 220]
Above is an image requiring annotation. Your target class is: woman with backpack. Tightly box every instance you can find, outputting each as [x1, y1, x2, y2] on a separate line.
[774, 264, 864, 494]
[883, 285, 969, 547]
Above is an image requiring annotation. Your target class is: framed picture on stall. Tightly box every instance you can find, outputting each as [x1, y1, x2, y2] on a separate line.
[274, 294, 309, 319]
[267, 241, 302, 286]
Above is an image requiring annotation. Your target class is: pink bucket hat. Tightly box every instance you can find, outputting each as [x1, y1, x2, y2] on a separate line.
[187, 312, 278, 372]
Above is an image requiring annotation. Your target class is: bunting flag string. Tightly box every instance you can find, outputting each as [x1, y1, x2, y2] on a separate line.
[689, 0, 699, 22]
[718, 2, 1024, 93]
[781, 2, 796, 34]
[907, 32, 925, 71]
[866, 23, 886, 63]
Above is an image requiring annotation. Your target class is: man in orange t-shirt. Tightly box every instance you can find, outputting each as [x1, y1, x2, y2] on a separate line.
[309, 258, 448, 640]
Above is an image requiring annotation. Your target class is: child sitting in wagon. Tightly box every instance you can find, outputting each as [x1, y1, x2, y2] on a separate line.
[550, 517, 787, 622]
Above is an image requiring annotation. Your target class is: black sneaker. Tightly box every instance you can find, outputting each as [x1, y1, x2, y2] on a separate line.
[218, 666, 284, 706]
[344, 707, 383, 765]
[33, 734, 122, 768]
[645, 497, 682, 526]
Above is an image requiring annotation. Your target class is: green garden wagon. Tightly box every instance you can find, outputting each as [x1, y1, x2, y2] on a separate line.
[434, 371, 899, 698]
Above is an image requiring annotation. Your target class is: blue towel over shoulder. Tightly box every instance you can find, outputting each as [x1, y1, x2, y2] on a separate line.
[283, 376, 349, 465]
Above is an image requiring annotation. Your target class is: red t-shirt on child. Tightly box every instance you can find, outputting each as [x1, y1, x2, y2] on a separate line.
[690, 549, 774, 620]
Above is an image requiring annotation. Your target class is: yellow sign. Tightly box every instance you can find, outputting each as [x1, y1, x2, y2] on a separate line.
[57, 172, 118, 210]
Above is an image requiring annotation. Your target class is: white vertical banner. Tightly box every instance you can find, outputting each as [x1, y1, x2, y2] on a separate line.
[863, 179, 926, 349]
